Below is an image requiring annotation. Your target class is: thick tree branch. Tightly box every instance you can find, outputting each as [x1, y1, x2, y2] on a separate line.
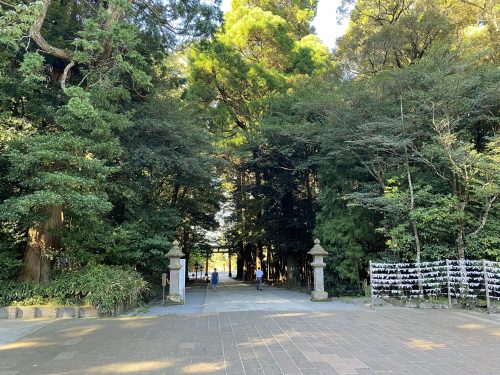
[30, 0, 73, 61]
[60, 60, 75, 91]
[469, 195, 497, 237]
[458, 0, 486, 12]
[0, 0, 16, 9]
[413, 148, 449, 181]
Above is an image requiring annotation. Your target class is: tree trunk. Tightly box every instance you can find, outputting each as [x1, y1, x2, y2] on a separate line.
[182, 226, 190, 281]
[243, 242, 254, 281]
[405, 154, 423, 297]
[236, 239, 244, 279]
[236, 258, 244, 279]
[171, 183, 180, 206]
[456, 224, 466, 260]
[20, 205, 63, 283]
[256, 241, 263, 270]
[184, 252, 190, 281]
[286, 255, 300, 287]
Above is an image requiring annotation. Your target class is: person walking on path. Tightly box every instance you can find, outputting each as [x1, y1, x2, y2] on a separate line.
[256, 267, 264, 291]
[211, 268, 219, 290]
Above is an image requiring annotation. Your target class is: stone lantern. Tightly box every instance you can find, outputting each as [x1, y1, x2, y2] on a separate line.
[165, 240, 184, 304]
[308, 239, 329, 301]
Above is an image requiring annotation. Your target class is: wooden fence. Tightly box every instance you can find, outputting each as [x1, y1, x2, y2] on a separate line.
[369, 259, 500, 311]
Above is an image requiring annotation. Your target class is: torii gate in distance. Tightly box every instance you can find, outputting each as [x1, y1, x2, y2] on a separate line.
[204, 244, 232, 278]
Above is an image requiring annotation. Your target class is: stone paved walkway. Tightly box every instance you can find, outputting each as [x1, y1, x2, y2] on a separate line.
[0, 319, 54, 345]
[0, 281, 499, 375]
[141, 280, 363, 316]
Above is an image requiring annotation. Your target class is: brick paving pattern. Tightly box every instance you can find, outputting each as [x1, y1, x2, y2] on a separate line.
[0, 307, 499, 374]
[0, 320, 54, 345]
[1, 281, 499, 374]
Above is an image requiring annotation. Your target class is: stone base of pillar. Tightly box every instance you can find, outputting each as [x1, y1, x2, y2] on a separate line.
[166, 294, 184, 305]
[310, 290, 330, 301]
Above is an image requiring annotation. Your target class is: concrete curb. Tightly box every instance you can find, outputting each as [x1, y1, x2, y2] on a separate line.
[0, 306, 97, 319]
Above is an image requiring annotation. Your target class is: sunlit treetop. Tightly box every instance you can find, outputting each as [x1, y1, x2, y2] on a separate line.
[222, 6, 295, 71]
[187, 0, 330, 133]
[336, 0, 499, 76]
[230, 0, 318, 38]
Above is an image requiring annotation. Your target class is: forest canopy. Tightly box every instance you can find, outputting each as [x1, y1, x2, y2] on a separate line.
[0, 0, 498, 303]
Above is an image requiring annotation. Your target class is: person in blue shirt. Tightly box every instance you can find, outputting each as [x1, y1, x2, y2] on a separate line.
[211, 268, 219, 290]
[255, 267, 264, 291]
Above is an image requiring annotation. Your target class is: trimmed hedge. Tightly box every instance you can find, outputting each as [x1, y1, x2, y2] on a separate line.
[0, 265, 148, 315]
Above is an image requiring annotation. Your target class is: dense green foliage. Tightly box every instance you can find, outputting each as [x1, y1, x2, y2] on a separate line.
[188, 0, 499, 293]
[1, 0, 498, 301]
[318, 0, 499, 294]
[187, 0, 329, 283]
[0, 0, 221, 303]
[0, 265, 146, 314]
[292, 0, 498, 294]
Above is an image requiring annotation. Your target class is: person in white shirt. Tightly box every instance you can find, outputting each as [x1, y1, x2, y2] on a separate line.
[255, 267, 264, 291]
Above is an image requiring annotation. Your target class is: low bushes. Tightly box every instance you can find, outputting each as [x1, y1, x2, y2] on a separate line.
[0, 265, 147, 315]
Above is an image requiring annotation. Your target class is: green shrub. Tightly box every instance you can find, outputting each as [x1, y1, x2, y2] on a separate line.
[0, 265, 148, 315]
[0, 252, 22, 281]
[11, 296, 46, 306]
[0, 281, 44, 306]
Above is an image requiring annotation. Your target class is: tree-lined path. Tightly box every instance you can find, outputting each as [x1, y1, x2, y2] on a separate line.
[1, 0, 499, 374]
[2, 0, 498, 306]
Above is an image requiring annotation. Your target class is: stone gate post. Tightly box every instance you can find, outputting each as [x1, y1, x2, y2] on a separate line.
[308, 239, 329, 301]
[165, 240, 185, 304]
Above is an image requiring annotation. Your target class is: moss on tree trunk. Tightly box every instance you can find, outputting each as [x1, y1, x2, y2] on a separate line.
[20, 205, 63, 283]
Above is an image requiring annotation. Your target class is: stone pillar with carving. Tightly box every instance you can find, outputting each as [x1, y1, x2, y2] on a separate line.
[165, 240, 184, 304]
[308, 239, 329, 301]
